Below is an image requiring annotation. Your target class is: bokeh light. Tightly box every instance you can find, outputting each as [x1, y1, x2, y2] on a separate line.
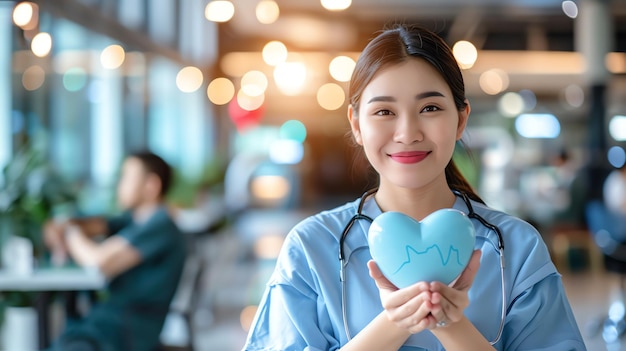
[100, 44, 126, 69]
[269, 139, 304, 165]
[12, 2, 38, 30]
[518, 89, 537, 111]
[515, 113, 560, 139]
[241, 70, 268, 97]
[563, 84, 585, 108]
[606, 52, 626, 74]
[329, 55, 356, 82]
[279, 120, 307, 143]
[22, 65, 45, 91]
[317, 83, 345, 110]
[31, 32, 52, 57]
[176, 66, 203, 93]
[562, 1, 578, 19]
[453, 40, 478, 69]
[498, 92, 524, 117]
[609, 115, 626, 141]
[607, 146, 626, 168]
[321, 0, 352, 11]
[237, 89, 265, 111]
[262, 41, 288, 66]
[274, 62, 307, 96]
[256, 0, 280, 24]
[63, 67, 88, 92]
[207, 77, 235, 105]
[205, 0, 235, 22]
[253, 235, 285, 260]
[479, 69, 509, 95]
[251, 175, 290, 201]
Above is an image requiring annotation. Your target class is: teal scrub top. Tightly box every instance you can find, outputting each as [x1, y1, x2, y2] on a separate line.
[62, 207, 186, 351]
[243, 195, 587, 351]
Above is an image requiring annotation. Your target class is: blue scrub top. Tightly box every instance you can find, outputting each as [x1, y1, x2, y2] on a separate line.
[243, 195, 586, 351]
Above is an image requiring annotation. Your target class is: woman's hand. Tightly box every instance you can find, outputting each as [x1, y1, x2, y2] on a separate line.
[368, 260, 436, 334]
[429, 250, 482, 328]
[367, 249, 482, 334]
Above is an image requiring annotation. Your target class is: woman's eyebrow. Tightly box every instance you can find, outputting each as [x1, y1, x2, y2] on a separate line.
[415, 91, 445, 100]
[367, 91, 445, 104]
[367, 96, 395, 104]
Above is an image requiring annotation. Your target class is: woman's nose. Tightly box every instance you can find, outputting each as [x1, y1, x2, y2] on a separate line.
[393, 114, 423, 144]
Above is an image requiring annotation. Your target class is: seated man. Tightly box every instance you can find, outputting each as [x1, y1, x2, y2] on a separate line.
[44, 151, 187, 351]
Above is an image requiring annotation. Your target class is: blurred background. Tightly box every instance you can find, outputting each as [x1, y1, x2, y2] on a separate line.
[0, 0, 626, 350]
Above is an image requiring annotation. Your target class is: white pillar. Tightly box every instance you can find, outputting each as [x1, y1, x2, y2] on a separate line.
[575, 0, 613, 199]
[575, 0, 613, 85]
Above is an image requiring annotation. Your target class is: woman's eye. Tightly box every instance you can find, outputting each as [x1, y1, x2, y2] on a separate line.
[374, 109, 393, 116]
[422, 105, 441, 113]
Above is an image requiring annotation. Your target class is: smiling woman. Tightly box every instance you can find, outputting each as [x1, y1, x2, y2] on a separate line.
[241, 24, 586, 351]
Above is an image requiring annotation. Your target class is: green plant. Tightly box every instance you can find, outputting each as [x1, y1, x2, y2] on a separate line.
[0, 145, 77, 239]
[0, 144, 77, 307]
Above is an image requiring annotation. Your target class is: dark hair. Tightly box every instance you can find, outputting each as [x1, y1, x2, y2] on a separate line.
[349, 24, 483, 204]
[128, 151, 172, 197]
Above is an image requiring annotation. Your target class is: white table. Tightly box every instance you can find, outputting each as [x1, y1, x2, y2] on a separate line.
[0, 266, 107, 349]
[0, 266, 106, 291]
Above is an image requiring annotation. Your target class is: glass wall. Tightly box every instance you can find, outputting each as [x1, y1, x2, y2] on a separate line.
[2, 1, 220, 214]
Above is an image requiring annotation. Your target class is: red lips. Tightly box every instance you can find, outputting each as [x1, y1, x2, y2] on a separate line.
[389, 151, 430, 164]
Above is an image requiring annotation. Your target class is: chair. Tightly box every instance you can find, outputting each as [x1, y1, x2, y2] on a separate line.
[585, 200, 626, 344]
[159, 254, 205, 351]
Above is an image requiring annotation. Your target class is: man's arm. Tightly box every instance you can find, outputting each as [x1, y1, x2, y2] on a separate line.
[64, 225, 142, 279]
[68, 217, 109, 238]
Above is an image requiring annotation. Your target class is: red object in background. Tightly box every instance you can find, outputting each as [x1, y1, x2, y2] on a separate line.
[228, 98, 264, 132]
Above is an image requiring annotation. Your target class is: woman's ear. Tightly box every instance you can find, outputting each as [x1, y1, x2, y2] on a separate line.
[456, 100, 471, 140]
[347, 104, 363, 145]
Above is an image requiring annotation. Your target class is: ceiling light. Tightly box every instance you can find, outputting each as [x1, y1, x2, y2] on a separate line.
[453, 40, 478, 69]
[479, 69, 509, 95]
[320, 0, 351, 11]
[262, 41, 288, 66]
[562, 1, 578, 19]
[329, 55, 355, 82]
[31, 32, 52, 57]
[100, 45, 125, 70]
[207, 77, 235, 105]
[176, 66, 204, 93]
[12, 2, 38, 30]
[205, 1, 235, 22]
[256, 0, 279, 24]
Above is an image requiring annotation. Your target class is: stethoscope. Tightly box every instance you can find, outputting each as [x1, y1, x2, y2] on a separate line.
[339, 188, 506, 345]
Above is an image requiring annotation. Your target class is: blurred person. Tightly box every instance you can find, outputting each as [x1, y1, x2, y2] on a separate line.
[43, 151, 186, 351]
[243, 24, 585, 350]
[603, 164, 626, 216]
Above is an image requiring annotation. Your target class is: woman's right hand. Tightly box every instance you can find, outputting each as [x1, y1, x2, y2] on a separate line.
[367, 260, 438, 334]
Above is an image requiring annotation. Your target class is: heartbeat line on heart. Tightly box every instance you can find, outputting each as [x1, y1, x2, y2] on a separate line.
[392, 244, 463, 275]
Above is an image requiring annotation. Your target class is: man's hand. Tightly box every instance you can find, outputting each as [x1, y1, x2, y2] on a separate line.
[43, 219, 68, 266]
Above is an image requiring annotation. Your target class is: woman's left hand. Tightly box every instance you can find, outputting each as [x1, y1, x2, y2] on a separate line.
[428, 250, 482, 328]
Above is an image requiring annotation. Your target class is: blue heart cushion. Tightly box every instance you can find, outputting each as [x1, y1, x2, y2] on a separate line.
[368, 209, 476, 288]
